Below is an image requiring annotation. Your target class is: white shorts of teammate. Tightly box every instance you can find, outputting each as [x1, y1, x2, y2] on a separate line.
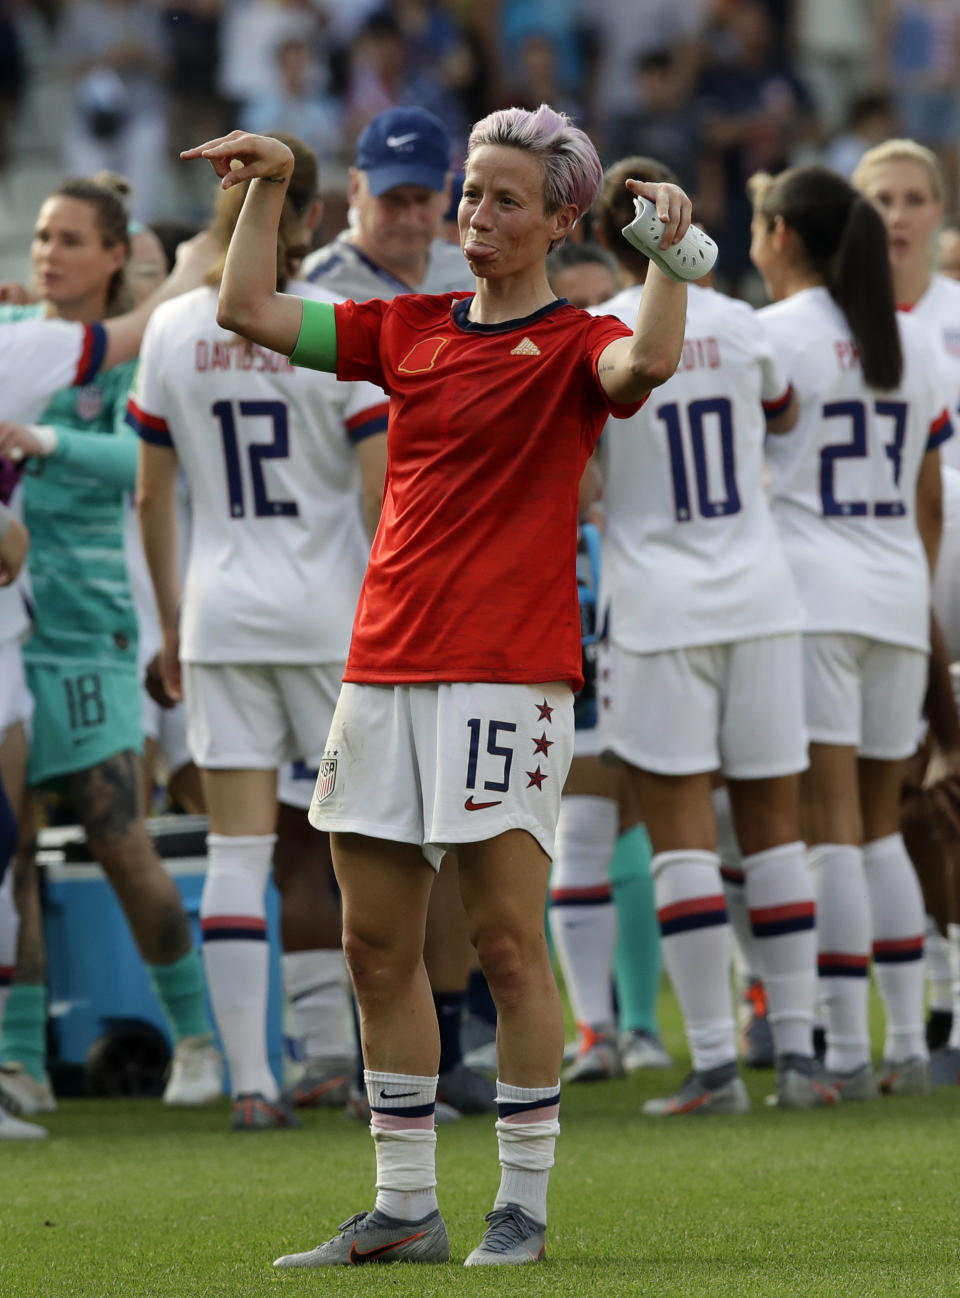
[0, 641, 33, 740]
[309, 681, 575, 870]
[802, 634, 927, 760]
[276, 760, 318, 811]
[142, 691, 193, 779]
[182, 663, 343, 770]
[599, 633, 808, 778]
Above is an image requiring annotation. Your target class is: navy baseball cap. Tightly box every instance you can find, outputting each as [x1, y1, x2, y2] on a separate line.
[355, 107, 450, 196]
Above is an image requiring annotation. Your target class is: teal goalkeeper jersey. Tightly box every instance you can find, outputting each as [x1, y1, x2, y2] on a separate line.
[0, 303, 140, 668]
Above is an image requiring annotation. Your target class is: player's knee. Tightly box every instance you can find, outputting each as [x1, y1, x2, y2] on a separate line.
[342, 923, 419, 1000]
[473, 928, 540, 1009]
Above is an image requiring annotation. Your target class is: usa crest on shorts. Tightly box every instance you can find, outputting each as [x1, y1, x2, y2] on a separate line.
[312, 756, 337, 805]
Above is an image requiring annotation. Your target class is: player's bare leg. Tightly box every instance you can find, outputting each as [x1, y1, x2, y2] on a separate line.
[457, 829, 560, 1263]
[70, 751, 218, 1104]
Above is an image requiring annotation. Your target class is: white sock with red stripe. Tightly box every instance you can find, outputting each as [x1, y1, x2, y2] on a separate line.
[366, 1069, 438, 1220]
[201, 832, 277, 1099]
[743, 842, 817, 1061]
[714, 787, 762, 986]
[282, 949, 354, 1063]
[863, 833, 928, 1063]
[653, 850, 735, 1072]
[548, 796, 619, 1030]
[494, 1080, 561, 1225]
[0, 870, 18, 1030]
[809, 844, 871, 1074]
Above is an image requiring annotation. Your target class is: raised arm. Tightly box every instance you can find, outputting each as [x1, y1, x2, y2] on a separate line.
[181, 131, 306, 357]
[595, 180, 690, 406]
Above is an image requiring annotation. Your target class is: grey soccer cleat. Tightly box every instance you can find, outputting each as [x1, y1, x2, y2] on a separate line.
[464, 1203, 546, 1267]
[437, 1061, 496, 1113]
[619, 1028, 673, 1072]
[928, 1044, 960, 1087]
[284, 1056, 353, 1109]
[563, 1025, 624, 1083]
[273, 1208, 450, 1268]
[879, 1056, 931, 1096]
[818, 1062, 879, 1102]
[642, 1066, 750, 1116]
[231, 1091, 302, 1131]
[0, 1063, 57, 1114]
[767, 1063, 840, 1110]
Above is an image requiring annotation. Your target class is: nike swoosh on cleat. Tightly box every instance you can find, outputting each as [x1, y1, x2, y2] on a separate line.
[379, 1089, 418, 1099]
[464, 797, 502, 811]
[349, 1230, 426, 1264]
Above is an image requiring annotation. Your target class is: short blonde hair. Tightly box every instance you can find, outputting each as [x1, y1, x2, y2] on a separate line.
[852, 138, 944, 204]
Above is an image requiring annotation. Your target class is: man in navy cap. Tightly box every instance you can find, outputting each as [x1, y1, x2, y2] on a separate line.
[302, 106, 472, 296]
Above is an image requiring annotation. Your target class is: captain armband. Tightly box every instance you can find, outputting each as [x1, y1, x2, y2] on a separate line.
[290, 298, 338, 373]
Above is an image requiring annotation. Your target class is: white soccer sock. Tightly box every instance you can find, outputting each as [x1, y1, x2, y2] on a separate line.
[201, 833, 277, 1099]
[0, 871, 18, 1032]
[925, 916, 952, 1013]
[366, 1069, 438, 1220]
[948, 925, 960, 1050]
[653, 850, 736, 1073]
[809, 844, 871, 1073]
[743, 842, 817, 1061]
[713, 787, 761, 987]
[863, 833, 927, 1062]
[494, 1080, 560, 1225]
[548, 796, 619, 1030]
[282, 948, 354, 1062]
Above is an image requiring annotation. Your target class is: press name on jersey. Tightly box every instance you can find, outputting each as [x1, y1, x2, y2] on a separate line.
[677, 336, 721, 372]
[195, 340, 295, 373]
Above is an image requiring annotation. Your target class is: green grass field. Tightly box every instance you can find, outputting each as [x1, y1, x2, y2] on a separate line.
[5, 989, 960, 1298]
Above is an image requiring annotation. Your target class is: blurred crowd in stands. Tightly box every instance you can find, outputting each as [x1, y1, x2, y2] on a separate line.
[2, 0, 960, 295]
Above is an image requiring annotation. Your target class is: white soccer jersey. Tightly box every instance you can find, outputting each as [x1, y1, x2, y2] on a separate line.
[126, 282, 388, 665]
[0, 318, 106, 423]
[905, 274, 960, 472]
[596, 283, 803, 653]
[933, 464, 960, 662]
[759, 286, 951, 653]
[302, 232, 473, 301]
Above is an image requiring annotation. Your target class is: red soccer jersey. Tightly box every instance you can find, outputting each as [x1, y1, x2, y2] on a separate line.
[334, 292, 643, 690]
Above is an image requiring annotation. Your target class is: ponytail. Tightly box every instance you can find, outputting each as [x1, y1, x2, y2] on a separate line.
[755, 165, 902, 390]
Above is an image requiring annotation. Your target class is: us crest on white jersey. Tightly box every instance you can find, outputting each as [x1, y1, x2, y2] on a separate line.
[312, 757, 337, 805]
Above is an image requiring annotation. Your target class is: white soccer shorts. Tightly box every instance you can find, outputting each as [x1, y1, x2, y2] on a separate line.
[599, 633, 808, 779]
[182, 662, 342, 770]
[276, 760, 318, 811]
[0, 641, 33, 739]
[308, 680, 574, 870]
[802, 633, 927, 760]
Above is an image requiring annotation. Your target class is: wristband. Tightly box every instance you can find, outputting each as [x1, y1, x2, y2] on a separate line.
[27, 424, 58, 456]
[290, 298, 337, 372]
[621, 196, 718, 282]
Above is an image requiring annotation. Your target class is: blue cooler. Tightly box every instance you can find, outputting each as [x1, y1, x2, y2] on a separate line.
[39, 814, 285, 1095]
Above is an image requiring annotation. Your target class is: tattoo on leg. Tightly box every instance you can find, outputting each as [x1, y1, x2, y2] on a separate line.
[153, 901, 192, 965]
[71, 751, 140, 844]
[11, 840, 47, 984]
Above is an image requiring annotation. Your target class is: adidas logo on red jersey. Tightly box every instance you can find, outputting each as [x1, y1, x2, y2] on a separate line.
[510, 337, 541, 357]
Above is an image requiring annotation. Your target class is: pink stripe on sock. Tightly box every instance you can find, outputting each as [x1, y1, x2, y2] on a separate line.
[501, 1103, 560, 1125]
[370, 1111, 436, 1131]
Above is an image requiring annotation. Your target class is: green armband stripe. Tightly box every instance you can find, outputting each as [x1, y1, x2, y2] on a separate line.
[291, 298, 338, 371]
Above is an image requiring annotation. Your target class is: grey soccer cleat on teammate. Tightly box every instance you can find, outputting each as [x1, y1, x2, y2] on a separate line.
[817, 1061, 879, 1102]
[620, 1028, 673, 1072]
[766, 1058, 840, 1109]
[643, 1063, 750, 1116]
[563, 1024, 624, 1083]
[879, 1056, 931, 1096]
[273, 1208, 450, 1268]
[928, 1044, 960, 1087]
[284, 1056, 353, 1109]
[464, 1203, 546, 1266]
[437, 1060, 496, 1112]
[231, 1091, 302, 1130]
[0, 1063, 57, 1114]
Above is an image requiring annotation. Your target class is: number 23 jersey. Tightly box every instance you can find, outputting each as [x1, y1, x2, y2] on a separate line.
[759, 286, 951, 652]
[127, 283, 388, 665]
[596, 283, 803, 654]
